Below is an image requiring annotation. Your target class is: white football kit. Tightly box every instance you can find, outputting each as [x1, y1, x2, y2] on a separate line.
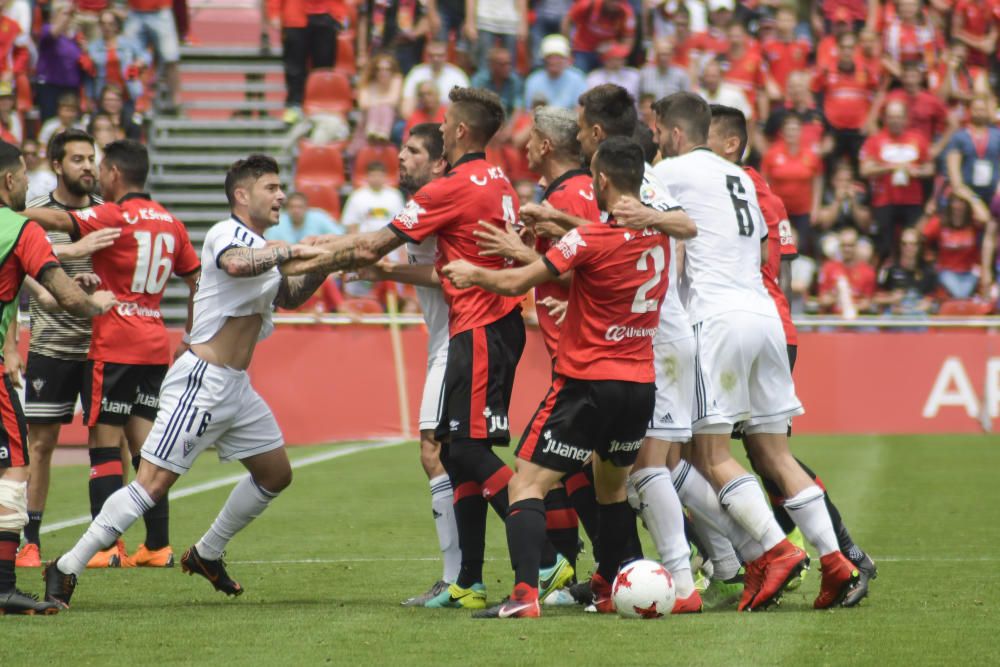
[641, 163, 695, 442]
[141, 216, 284, 474]
[654, 148, 803, 431]
[408, 236, 450, 432]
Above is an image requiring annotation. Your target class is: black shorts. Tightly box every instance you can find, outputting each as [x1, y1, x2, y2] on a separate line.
[0, 369, 28, 468]
[24, 353, 86, 424]
[435, 308, 525, 445]
[516, 376, 655, 474]
[81, 361, 167, 427]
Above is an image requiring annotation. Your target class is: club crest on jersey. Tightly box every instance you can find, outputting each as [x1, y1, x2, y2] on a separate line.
[396, 200, 426, 229]
[123, 212, 140, 225]
[579, 188, 594, 201]
[76, 208, 97, 221]
[31, 378, 45, 394]
[555, 229, 587, 259]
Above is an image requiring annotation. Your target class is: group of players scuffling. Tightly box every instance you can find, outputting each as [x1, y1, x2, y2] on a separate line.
[0, 82, 876, 619]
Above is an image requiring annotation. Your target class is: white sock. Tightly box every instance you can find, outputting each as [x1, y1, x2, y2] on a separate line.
[784, 485, 839, 556]
[195, 476, 278, 560]
[630, 467, 694, 598]
[718, 475, 786, 552]
[59, 481, 152, 576]
[688, 517, 742, 581]
[672, 461, 765, 563]
[429, 474, 460, 583]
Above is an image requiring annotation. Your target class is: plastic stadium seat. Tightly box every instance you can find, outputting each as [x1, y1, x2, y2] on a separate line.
[295, 140, 346, 191]
[296, 182, 341, 219]
[938, 299, 994, 316]
[303, 69, 354, 116]
[342, 298, 384, 315]
[353, 143, 400, 188]
[335, 37, 356, 76]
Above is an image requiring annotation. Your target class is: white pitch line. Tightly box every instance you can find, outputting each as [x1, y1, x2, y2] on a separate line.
[225, 556, 1000, 566]
[40, 439, 408, 535]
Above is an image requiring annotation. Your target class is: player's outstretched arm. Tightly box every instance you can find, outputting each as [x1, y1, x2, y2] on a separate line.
[441, 258, 554, 296]
[520, 203, 589, 232]
[220, 243, 326, 277]
[611, 198, 697, 239]
[274, 272, 329, 310]
[23, 207, 75, 232]
[355, 260, 441, 288]
[38, 266, 116, 318]
[55, 228, 122, 260]
[281, 227, 404, 276]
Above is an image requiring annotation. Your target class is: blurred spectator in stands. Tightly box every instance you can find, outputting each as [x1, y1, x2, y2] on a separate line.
[400, 41, 468, 118]
[355, 53, 402, 148]
[74, 0, 106, 42]
[93, 84, 142, 140]
[812, 0, 865, 36]
[267, 191, 345, 244]
[87, 9, 150, 108]
[860, 100, 933, 260]
[950, 0, 998, 70]
[811, 30, 878, 174]
[695, 0, 733, 62]
[720, 21, 770, 121]
[856, 28, 884, 83]
[425, 0, 467, 63]
[696, 60, 751, 132]
[946, 95, 1000, 207]
[465, 0, 526, 73]
[789, 227, 817, 313]
[471, 46, 523, 119]
[814, 7, 854, 71]
[930, 40, 990, 116]
[762, 114, 824, 256]
[24, 138, 56, 201]
[268, 0, 345, 124]
[36, 2, 85, 123]
[356, 0, 428, 75]
[881, 0, 941, 80]
[922, 191, 990, 299]
[38, 92, 84, 147]
[88, 112, 118, 165]
[876, 227, 937, 316]
[524, 35, 586, 110]
[639, 38, 690, 101]
[761, 6, 810, 98]
[0, 82, 21, 144]
[514, 178, 537, 205]
[764, 71, 827, 157]
[814, 161, 874, 247]
[818, 227, 877, 316]
[586, 44, 639, 101]
[0, 6, 29, 83]
[3, 0, 30, 34]
[530, 0, 572, 67]
[173, 0, 190, 44]
[562, 0, 635, 73]
[403, 80, 445, 139]
[882, 62, 953, 160]
[124, 0, 183, 113]
[341, 161, 405, 237]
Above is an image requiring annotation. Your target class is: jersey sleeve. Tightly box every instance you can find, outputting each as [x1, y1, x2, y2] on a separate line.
[69, 202, 124, 237]
[16, 221, 60, 280]
[546, 184, 601, 224]
[643, 167, 683, 212]
[543, 226, 596, 276]
[172, 224, 201, 277]
[207, 222, 249, 269]
[387, 181, 453, 244]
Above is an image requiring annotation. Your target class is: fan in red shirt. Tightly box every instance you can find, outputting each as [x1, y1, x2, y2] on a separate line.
[859, 100, 933, 259]
[441, 136, 665, 619]
[818, 228, 877, 314]
[950, 0, 999, 68]
[922, 192, 984, 298]
[563, 0, 635, 72]
[882, 63, 951, 156]
[761, 114, 824, 254]
[929, 41, 990, 116]
[882, 0, 943, 75]
[720, 23, 769, 118]
[761, 7, 812, 96]
[25, 140, 200, 567]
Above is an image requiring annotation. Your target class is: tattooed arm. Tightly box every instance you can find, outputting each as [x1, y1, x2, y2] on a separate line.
[280, 227, 405, 276]
[274, 272, 329, 309]
[218, 243, 325, 277]
[38, 266, 116, 317]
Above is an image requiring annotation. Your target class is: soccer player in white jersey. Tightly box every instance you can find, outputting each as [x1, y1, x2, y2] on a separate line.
[44, 155, 328, 608]
[650, 92, 859, 611]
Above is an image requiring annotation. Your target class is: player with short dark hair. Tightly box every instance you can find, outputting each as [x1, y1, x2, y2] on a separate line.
[24, 139, 202, 569]
[0, 140, 116, 614]
[441, 136, 668, 618]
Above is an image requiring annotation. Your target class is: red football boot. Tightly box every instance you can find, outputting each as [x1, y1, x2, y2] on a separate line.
[815, 552, 860, 609]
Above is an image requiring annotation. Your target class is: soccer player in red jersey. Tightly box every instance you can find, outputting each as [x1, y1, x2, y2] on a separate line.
[442, 137, 667, 619]
[284, 87, 541, 609]
[709, 104, 878, 606]
[24, 140, 201, 569]
[0, 140, 116, 614]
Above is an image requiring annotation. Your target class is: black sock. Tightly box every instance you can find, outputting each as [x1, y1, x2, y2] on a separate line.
[0, 530, 18, 591]
[507, 498, 546, 590]
[565, 470, 600, 556]
[544, 486, 579, 570]
[596, 501, 640, 584]
[89, 447, 124, 519]
[132, 455, 169, 550]
[24, 511, 42, 546]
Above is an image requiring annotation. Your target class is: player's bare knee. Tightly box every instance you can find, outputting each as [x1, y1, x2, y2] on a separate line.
[134, 460, 179, 502]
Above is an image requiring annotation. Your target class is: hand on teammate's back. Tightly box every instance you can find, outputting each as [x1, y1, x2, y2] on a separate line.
[611, 197, 655, 230]
[91, 290, 117, 314]
[538, 296, 568, 326]
[474, 221, 527, 259]
[78, 228, 122, 255]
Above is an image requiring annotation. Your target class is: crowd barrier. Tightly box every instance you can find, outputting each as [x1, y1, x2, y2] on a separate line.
[24, 316, 998, 446]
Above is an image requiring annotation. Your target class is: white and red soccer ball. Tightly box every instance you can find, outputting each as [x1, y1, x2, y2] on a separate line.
[611, 559, 676, 619]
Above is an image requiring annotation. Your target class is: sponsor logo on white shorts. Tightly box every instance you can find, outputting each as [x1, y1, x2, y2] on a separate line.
[605, 325, 657, 342]
[540, 429, 590, 462]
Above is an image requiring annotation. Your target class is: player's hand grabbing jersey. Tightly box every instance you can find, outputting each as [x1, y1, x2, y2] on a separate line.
[534, 169, 600, 359]
[388, 152, 522, 335]
[543, 220, 669, 383]
[69, 194, 200, 364]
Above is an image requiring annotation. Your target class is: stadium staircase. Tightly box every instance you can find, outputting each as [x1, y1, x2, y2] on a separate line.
[152, 44, 295, 322]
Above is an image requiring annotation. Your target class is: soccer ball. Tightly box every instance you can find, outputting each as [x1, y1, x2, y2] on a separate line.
[611, 559, 675, 619]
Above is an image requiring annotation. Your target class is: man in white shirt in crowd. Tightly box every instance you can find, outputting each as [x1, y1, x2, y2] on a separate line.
[695, 60, 752, 122]
[640, 38, 691, 101]
[401, 41, 470, 118]
[266, 191, 344, 245]
[585, 44, 640, 102]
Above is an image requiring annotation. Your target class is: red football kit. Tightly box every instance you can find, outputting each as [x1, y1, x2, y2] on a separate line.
[534, 169, 600, 361]
[859, 130, 929, 207]
[565, 0, 636, 52]
[922, 216, 980, 273]
[761, 36, 811, 92]
[811, 65, 878, 130]
[389, 152, 521, 335]
[745, 167, 798, 346]
[760, 141, 823, 217]
[543, 221, 669, 383]
[952, 0, 999, 67]
[883, 89, 948, 144]
[818, 260, 876, 313]
[69, 193, 200, 365]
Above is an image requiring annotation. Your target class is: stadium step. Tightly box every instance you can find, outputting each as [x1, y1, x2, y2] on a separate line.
[177, 81, 287, 94]
[177, 98, 285, 112]
[156, 191, 231, 207]
[149, 152, 293, 168]
[152, 135, 293, 150]
[180, 62, 284, 75]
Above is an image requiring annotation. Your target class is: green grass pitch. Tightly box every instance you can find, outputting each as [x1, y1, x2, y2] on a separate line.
[6, 435, 999, 666]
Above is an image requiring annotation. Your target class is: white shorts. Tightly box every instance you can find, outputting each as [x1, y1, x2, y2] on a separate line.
[645, 335, 694, 442]
[691, 312, 804, 432]
[418, 340, 449, 432]
[141, 352, 284, 475]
